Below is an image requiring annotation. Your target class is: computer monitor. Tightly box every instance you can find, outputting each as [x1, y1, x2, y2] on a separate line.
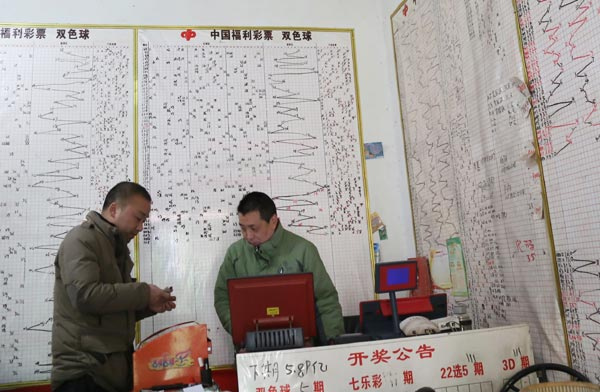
[372, 260, 419, 336]
[227, 272, 317, 350]
[374, 260, 418, 293]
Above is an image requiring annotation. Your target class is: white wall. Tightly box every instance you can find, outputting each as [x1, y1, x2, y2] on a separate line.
[0, 0, 416, 261]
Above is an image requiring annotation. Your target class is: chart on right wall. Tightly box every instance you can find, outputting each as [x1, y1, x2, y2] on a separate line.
[392, 0, 571, 371]
[516, 0, 600, 380]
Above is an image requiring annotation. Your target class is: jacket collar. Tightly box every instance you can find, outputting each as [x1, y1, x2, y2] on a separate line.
[86, 211, 129, 253]
[246, 221, 284, 258]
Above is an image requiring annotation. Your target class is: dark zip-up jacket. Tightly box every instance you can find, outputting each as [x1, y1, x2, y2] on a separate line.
[51, 211, 153, 391]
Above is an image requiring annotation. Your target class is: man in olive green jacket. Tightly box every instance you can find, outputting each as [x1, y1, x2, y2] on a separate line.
[51, 182, 176, 392]
[214, 192, 345, 344]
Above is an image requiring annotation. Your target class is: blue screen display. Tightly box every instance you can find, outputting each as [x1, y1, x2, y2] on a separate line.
[387, 267, 410, 286]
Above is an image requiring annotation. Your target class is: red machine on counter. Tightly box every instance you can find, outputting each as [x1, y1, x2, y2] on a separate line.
[132, 322, 216, 391]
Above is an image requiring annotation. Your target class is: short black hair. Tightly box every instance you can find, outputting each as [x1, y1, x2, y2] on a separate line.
[102, 182, 152, 211]
[237, 192, 277, 222]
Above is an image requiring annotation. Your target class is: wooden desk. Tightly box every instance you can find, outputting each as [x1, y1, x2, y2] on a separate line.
[237, 324, 535, 392]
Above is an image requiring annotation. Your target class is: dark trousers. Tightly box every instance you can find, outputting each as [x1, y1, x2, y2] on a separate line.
[54, 374, 108, 392]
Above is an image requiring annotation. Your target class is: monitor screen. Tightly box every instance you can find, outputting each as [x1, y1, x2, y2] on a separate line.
[374, 261, 418, 293]
[227, 273, 317, 348]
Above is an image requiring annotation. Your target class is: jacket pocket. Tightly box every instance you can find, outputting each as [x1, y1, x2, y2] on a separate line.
[81, 332, 130, 354]
[80, 313, 130, 354]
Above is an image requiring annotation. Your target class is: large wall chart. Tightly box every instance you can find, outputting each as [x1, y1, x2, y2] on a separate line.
[0, 25, 374, 386]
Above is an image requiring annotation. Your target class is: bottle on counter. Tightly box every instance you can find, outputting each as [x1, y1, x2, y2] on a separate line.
[373, 242, 381, 263]
[453, 303, 472, 331]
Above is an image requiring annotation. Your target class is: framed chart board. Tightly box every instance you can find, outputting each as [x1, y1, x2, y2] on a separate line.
[0, 24, 374, 386]
[391, 0, 568, 368]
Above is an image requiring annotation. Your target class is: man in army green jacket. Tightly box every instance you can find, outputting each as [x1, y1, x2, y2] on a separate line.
[214, 192, 344, 344]
[51, 182, 176, 392]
